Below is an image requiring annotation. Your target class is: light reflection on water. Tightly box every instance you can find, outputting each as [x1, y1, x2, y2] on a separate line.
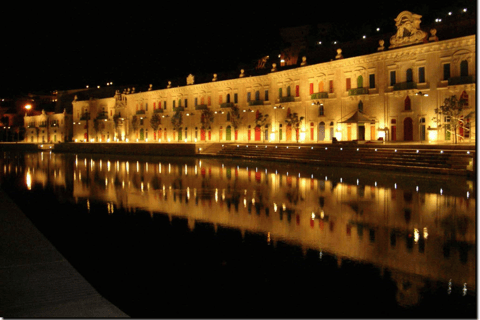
[1, 151, 476, 315]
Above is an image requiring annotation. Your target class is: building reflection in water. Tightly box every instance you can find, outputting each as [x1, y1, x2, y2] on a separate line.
[2, 151, 476, 310]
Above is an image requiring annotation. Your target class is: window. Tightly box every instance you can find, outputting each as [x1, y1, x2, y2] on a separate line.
[145, 103, 148, 111]
[265, 90, 269, 101]
[406, 69, 413, 82]
[357, 76, 363, 88]
[255, 91, 260, 101]
[234, 93, 238, 103]
[195, 97, 198, 106]
[460, 60, 468, 77]
[443, 63, 450, 80]
[390, 71, 396, 86]
[329, 80, 334, 93]
[247, 92, 251, 102]
[279, 88, 283, 98]
[369, 74, 376, 89]
[287, 86, 291, 97]
[173, 100, 175, 108]
[226, 94, 231, 103]
[346, 78, 351, 90]
[185, 99, 188, 108]
[163, 101, 167, 109]
[405, 96, 411, 111]
[319, 81, 324, 92]
[219, 95, 222, 104]
[295, 85, 299, 97]
[310, 83, 314, 95]
[418, 67, 425, 83]
[319, 105, 324, 116]
[358, 100, 363, 113]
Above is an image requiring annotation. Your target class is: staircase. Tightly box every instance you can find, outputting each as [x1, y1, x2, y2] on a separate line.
[211, 143, 475, 176]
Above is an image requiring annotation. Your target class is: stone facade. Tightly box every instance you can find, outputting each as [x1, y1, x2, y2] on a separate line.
[24, 109, 72, 143]
[71, 13, 475, 145]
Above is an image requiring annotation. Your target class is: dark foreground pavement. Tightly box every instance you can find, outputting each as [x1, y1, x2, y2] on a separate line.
[0, 189, 128, 318]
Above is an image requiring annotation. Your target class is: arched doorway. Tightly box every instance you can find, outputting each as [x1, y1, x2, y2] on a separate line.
[318, 122, 325, 141]
[200, 129, 206, 141]
[310, 122, 314, 141]
[226, 126, 232, 141]
[404, 117, 413, 141]
[140, 128, 144, 140]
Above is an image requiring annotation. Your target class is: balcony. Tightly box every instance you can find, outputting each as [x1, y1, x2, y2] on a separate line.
[448, 76, 474, 86]
[393, 82, 417, 91]
[220, 102, 235, 108]
[173, 107, 185, 112]
[136, 110, 146, 115]
[154, 108, 163, 114]
[96, 111, 108, 120]
[311, 92, 329, 99]
[80, 113, 90, 121]
[195, 104, 208, 110]
[248, 100, 264, 106]
[348, 87, 370, 96]
[280, 96, 295, 103]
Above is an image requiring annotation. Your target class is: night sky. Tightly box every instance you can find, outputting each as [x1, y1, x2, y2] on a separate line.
[0, 0, 475, 97]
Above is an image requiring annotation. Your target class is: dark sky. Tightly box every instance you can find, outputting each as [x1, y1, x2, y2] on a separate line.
[0, 0, 475, 97]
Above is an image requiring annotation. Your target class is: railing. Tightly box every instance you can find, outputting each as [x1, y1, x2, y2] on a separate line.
[154, 108, 163, 114]
[173, 107, 185, 112]
[220, 102, 235, 108]
[393, 82, 417, 91]
[248, 100, 264, 106]
[448, 76, 474, 86]
[311, 92, 329, 99]
[136, 110, 146, 115]
[348, 87, 370, 95]
[280, 96, 295, 103]
[96, 111, 108, 120]
[80, 113, 90, 121]
[195, 104, 208, 110]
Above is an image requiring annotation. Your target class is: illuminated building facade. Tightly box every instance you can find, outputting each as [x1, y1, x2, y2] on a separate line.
[24, 109, 72, 143]
[71, 11, 475, 144]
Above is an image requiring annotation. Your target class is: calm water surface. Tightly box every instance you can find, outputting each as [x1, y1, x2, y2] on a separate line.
[0, 151, 476, 318]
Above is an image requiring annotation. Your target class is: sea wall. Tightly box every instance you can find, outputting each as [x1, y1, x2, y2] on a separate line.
[53, 142, 197, 156]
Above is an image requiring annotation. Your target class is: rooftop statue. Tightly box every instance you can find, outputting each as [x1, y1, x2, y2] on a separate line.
[389, 11, 427, 48]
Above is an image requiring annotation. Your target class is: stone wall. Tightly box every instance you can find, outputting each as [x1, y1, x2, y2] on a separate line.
[54, 143, 197, 156]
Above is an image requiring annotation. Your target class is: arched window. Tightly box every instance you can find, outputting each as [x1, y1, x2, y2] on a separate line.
[226, 94, 231, 103]
[358, 100, 363, 113]
[286, 86, 291, 97]
[357, 75, 363, 88]
[255, 91, 260, 101]
[405, 96, 411, 111]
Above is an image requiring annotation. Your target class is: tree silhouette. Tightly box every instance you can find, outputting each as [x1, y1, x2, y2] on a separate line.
[435, 94, 470, 144]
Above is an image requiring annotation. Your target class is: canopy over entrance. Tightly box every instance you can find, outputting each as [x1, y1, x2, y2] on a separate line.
[339, 111, 372, 123]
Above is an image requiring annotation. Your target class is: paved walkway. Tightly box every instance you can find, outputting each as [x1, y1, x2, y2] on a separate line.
[0, 190, 128, 318]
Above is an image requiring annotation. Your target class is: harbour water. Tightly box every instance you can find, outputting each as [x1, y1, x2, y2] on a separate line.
[0, 151, 476, 318]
